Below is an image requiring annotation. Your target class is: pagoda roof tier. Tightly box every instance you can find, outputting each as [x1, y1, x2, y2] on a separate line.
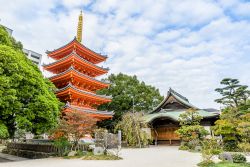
[56, 84, 112, 103]
[43, 52, 109, 77]
[46, 38, 107, 64]
[50, 66, 109, 90]
[64, 104, 113, 119]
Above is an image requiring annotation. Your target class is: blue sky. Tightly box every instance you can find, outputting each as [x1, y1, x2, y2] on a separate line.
[1, 0, 250, 109]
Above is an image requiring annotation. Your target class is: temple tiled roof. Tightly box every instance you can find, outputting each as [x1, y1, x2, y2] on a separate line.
[144, 109, 219, 123]
[151, 88, 198, 113]
[43, 51, 109, 71]
[56, 83, 112, 100]
[169, 88, 198, 109]
[64, 103, 113, 116]
[46, 37, 108, 59]
[49, 66, 110, 85]
[144, 88, 219, 123]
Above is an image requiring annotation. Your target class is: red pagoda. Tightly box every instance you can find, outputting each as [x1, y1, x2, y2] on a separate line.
[43, 11, 113, 120]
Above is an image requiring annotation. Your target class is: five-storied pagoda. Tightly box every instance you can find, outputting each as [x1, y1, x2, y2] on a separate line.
[43, 11, 113, 120]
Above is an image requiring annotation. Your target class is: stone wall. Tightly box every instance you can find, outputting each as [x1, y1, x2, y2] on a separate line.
[2, 142, 57, 159]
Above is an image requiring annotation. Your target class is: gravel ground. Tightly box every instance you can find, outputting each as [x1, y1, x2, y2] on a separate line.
[1, 146, 249, 167]
[1, 146, 202, 167]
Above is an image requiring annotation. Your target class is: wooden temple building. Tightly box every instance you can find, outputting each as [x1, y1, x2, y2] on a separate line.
[43, 11, 113, 120]
[144, 88, 219, 145]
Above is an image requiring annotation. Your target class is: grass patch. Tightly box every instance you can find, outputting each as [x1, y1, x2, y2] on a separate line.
[206, 161, 250, 167]
[63, 155, 83, 159]
[81, 153, 122, 160]
[63, 152, 122, 160]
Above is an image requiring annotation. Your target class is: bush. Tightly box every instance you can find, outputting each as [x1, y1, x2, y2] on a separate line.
[187, 139, 201, 151]
[179, 145, 189, 150]
[201, 138, 222, 164]
[0, 123, 9, 139]
[78, 143, 92, 152]
[197, 160, 215, 167]
[115, 112, 151, 147]
[53, 136, 70, 156]
[232, 153, 247, 163]
[195, 146, 202, 152]
[76, 150, 86, 156]
[223, 140, 238, 152]
[179, 140, 203, 151]
[238, 142, 250, 153]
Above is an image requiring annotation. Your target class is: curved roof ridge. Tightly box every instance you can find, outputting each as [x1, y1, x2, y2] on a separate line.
[43, 52, 109, 71]
[49, 66, 110, 85]
[64, 104, 113, 115]
[169, 88, 189, 102]
[144, 109, 219, 123]
[56, 83, 112, 99]
[46, 37, 107, 59]
[150, 88, 198, 114]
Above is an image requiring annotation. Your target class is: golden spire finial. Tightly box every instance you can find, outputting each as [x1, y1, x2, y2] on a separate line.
[77, 11, 83, 43]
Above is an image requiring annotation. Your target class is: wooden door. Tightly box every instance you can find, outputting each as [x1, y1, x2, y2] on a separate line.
[154, 126, 180, 140]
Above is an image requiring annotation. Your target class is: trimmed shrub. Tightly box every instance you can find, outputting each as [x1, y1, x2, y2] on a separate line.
[238, 142, 250, 153]
[223, 140, 238, 151]
[201, 138, 222, 163]
[232, 153, 247, 163]
[179, 145, 189, 150]
[187, 139, 200, 150]
[197, 160, 215, 167]
[195, 146, 202, 152]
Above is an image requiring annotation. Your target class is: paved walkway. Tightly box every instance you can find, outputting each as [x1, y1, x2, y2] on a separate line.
[1, 146, 203, 167]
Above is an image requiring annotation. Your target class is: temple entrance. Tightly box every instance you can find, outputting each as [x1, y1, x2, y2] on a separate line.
[151, 117, 180, 145]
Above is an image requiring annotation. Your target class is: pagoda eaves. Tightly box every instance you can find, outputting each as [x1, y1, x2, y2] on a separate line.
[44, 52, 109, 77]
[56, 84, 112, 103]
[64, 104, 113, 120]
[50, 66, 109, 91]
[46, 38, 107, 64]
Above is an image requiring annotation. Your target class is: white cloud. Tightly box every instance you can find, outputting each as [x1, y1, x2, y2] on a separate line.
[1, 0, 250, 109]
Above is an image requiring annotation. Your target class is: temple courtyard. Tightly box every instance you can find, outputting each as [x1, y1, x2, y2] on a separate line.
[0, 146, 223, 167]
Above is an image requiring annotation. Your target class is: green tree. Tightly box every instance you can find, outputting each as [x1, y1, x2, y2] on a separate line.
[178, 109, 203, 126]
[215, 78, 250, 108]
[97, 73, 163, 131]
[213, 107, 239, 141]
[115, 112, 151, 147]
[0, 26, 62, 138]
[237, 113, 250, 153]
[237, 113, 250, 142]
[213, 78, 250, 151]
[176, 109, 208, 150]
[198, 138, 222, 167]
[0, 122, 9, 139]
